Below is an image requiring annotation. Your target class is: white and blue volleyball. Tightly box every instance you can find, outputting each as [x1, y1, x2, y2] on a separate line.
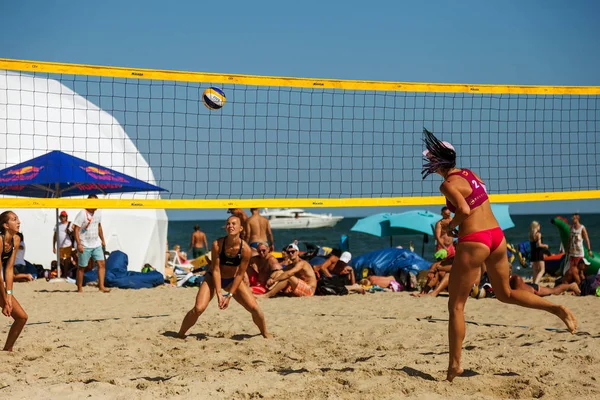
[202, 87, 226, 110]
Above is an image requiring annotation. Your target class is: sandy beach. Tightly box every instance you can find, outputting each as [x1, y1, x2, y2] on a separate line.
[1, 281, 599, 400]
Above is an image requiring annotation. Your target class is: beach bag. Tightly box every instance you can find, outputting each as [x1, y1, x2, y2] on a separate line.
[317, 276, 348, 296]
[579, 275, 598, 296]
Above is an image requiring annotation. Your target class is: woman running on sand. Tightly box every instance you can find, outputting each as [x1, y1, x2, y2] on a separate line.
[177, 215, 270, 338]
[421, 128, 576, 382]
[0, 211, 28, 351]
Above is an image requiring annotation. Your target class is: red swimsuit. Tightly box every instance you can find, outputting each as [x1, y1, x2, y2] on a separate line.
[446, 169, 504, 252]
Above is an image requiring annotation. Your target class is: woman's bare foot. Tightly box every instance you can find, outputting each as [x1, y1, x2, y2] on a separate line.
[446, 365, 464, 382]
[556, 305, 577, 333]
[262, 332, 273, 339]
[99, 287, 111, 293]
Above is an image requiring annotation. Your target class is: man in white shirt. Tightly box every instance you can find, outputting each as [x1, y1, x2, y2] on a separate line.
[566, 213, 593, 275]
[53, 210, 76, 277]
[73, 194, 110, 293]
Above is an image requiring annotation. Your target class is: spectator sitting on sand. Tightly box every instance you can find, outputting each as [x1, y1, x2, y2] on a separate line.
[247, 242, 282, 295]
[509, 274, 580, 296]
[562, 258, 590, 286]
[412, 257, 455, 297]
[13, 233, 34, 282]
[312, 249, 341, 276]
[173, 244, 191, 264]
[260, 243, 317, 298]
[314, 250, 356, 284]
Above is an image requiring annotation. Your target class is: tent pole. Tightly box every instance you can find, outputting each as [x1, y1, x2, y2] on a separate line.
[421, 234, 426, 258]
[55, 207, 61, 279]
[390, 236, 392, 248]
[55, 184, 61, 280]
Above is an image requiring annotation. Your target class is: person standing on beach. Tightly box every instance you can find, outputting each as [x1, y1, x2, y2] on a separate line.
[434, 206, 455, 259]
[73, 194, 110, 293]
[0, 211, 28, 351]
[177, 215, 270, 338]
[53, 210, 76, 277]
[567, 213, 593, 274]
[188, 224, 208, 259]
[529, 221, 548, 285]
[245, 208, 275, 252]
[421, 128, 576, 382]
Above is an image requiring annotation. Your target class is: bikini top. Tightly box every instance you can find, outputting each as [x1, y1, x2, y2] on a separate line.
[1, 233, 14, 267]
[219, 237, 243, 267]
[445, 169, 488, 213]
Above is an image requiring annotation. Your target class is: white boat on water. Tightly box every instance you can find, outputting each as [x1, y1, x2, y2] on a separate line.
[261, 208, 344, 229]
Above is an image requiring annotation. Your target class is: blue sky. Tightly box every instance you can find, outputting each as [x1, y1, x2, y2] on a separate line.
[1, 0, 599, 220]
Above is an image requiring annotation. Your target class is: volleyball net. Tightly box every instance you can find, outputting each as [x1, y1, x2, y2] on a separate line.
[1, 58, 599, 209]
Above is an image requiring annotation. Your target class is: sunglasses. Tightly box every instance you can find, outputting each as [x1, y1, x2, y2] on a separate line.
[258, 249, 268, 253]
[287, 250, 297, 254]
[60, 215, 67, 218]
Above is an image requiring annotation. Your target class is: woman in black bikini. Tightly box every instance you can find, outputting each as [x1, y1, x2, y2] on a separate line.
[0, 211, 28, 351]
[529, 221, 548, 285]
[177, 215, 270, 338]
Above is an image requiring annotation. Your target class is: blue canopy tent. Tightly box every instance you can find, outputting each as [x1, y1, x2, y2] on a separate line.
[0, 150, 167, 277]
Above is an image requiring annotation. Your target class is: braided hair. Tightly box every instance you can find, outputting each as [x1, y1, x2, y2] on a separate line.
[421, 128, 456, 179]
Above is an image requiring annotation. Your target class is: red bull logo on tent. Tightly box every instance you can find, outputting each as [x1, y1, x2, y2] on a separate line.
[81, 166, 129, 183]
[0, 166, 44, 183]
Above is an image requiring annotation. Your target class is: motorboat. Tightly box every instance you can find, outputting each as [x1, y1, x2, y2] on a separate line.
[261, 208, 344, 229]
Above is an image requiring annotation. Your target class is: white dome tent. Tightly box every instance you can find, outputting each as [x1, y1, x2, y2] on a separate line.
[0, 70, 168, 274]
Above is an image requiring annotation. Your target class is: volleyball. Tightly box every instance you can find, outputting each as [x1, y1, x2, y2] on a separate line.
[202, 87, 226, 110]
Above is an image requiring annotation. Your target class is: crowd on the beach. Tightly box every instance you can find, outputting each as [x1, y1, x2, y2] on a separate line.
[164, 207, 599, 303]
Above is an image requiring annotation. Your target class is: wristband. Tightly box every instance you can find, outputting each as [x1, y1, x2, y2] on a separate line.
[223, 292, 231, 298]
[6, 289, 13, 295]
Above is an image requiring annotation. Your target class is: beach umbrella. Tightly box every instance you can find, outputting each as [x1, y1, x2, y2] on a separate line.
[0, 150, 167, 277]
[491, 204, 515, 231]
[388, 210, 439, 235]
[388, 210, 440, 257]
[350, 213, 406, 247]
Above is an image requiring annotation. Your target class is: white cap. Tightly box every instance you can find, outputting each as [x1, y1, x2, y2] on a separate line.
[339, 251, 352, 263]
[286, 243, 299, 252]
[423, 141, 455, 157]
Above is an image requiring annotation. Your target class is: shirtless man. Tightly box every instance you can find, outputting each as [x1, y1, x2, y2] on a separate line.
[246, 208, 275, 252]
[317, 251, 355, 284]
[510, 274, 580, 296]
[434, 206, 455, 259]
[227, 209, 249, 241]
[261, 243, 317, 298]
[247, 242, 282, 292]
[188, 225, 208, 259]
[563, 258, 590, 286]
